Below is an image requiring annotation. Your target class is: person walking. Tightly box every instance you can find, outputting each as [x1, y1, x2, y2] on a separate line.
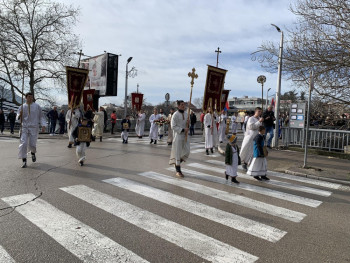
[121, 115, 131, 143]
[158, 108, 166, 140]
[149, 108, 160, 144]
[47, 106, 59, 135]
[167, 108, 175, 145]
[262, 105, 276, 149]
[110, 110, 117, 134]
[204, 107, 214, 155]
[92, 106, 104, 142]
[102, 107, 108, 133]
[0, 109, 5, 134]
[72, 117, 91, 166]
[224, 134, 241, 184]
[135, 109, 146, 138]
[17, 92, 46, 168]
[190, 111, 197, 136]
[66, 106, 81, 148]
[240, 107, 264, 170]
[218, 109, 227, 143]
[231, 112, 238, 134]
[58, 109, 65, 134]
[7, 109, 16, 134]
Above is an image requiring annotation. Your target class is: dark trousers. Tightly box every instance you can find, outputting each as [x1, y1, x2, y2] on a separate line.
[190, 124, 195, 136]
[10, 122, 15, 133]
[111, 123, 115, 134]
[59, 123, 65, 134]
[0, 123, 4, 133]
[50, 121, 57, 134]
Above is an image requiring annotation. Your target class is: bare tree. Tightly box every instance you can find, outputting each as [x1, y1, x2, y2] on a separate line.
[0, 0, 80, 105]
[193, 97, 203, 109]
[252, 0, 350, 105]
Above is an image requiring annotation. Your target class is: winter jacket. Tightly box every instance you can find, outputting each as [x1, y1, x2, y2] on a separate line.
[225, 143, 241, 165]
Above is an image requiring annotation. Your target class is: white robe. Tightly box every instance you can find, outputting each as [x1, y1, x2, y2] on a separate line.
[135, 113, 146, 136]
[149, 114, 160, 140]
[204, 113, 213, 149]
[226, 146, 239, 177]
[231, 115, 237, 134]
[167, 113, 174, 143]
[212, 113, 219, 147]
[92, 111, 104, 137]
[218, 114, 227, 142]
[169, 110, 190, 165]
[66, 109, 81, 144]
[17, 103, 46, 159]
[240, 116, 262, 165]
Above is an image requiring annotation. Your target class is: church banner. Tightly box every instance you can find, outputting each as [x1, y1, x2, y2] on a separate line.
[202, 65, 227, 112]
[131, 93, 144, 111]
[83, 89, 95, 111]
[220, 89, 230, 112]
[66, 66, 89, 109]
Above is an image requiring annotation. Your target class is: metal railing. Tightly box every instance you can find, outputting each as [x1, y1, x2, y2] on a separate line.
[282, 127, 350, 152]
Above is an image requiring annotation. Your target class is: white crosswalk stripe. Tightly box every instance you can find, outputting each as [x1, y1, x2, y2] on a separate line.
[61, 185, 258, 263]
[139, 171, 306, 222]
[169, 167, 322, 208]
[0, 245, 15, 263]
[188, 163, 332, 197]
[1, 193, 149, 263]
[103, 177, 287, 242]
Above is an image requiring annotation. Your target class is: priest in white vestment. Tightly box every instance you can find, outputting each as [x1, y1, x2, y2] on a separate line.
[149, 108, 160, 144]
[204, 108, 214, 155]
[240, 107, 264, 170]
[218, 110, 227, 143]
[17, 92, 46, 168]
[169, 101, 190, 177]
[231, 113, 238, 134]
[66, 107, 81, 148]
[92, 107, 105, 142]
[135, 110, 146, 138]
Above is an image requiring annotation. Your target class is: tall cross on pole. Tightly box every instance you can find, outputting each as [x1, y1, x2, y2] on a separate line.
[77, 49, 84, 68]
[215, 47, 221, 67]
[186, 68, 198, 142]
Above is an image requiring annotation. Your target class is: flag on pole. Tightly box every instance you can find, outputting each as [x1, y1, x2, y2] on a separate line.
[224, 100, 229, 111]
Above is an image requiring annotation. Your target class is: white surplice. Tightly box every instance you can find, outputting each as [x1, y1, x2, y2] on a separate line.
[169, 110, 190, 165]
[92, 111, 104, 137]
[135, 113, 146, 136]
[149, 114, 160, 140]
[218, 113, 227, 142]
[204, 113, 213, 149]
[212, 112, 219, 147]
[17, 103, 46, 159]
[240, 116, 262, 165]
[66, 109, 81, 144]
[167, 113, 174, 143]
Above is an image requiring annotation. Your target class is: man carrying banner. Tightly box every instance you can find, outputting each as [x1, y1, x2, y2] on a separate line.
[17, 92, 46, 168]
[66, 106, 81, 148]
[169, 100, 190, 177]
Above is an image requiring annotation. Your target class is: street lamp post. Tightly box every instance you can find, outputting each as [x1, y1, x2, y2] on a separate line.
[124, 57, 133, 118]
[271, 24, 284, 148]
[266, 88, 271, 109]
[257, 75, 266, 111]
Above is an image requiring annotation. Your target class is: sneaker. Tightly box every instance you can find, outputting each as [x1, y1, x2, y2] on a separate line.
[67, 144, 72, 148]
[254, 176, 262, 181]
[31, 152, 36, 162]
[125, 140, 128, 144]
[50, 133, 53, 136]
[176, 172, 184, 178]
[231, 177, 240, 184]
[261, 175, 270, 181]
[150, 139, 153, 144]
[21, 161, 27, 168]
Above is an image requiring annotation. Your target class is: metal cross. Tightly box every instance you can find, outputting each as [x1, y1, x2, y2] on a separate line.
[215, 47, 221, 67]
[188, 68, 198, 87]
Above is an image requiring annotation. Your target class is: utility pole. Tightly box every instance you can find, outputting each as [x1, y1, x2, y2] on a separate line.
[303, 70, 314, 168]
[215, 47, 221, 67]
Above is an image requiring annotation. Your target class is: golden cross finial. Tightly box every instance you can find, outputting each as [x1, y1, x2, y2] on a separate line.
[188, 68, 198, 87]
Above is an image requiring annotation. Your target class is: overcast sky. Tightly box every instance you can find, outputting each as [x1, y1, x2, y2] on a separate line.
[57, 0, 296, 106]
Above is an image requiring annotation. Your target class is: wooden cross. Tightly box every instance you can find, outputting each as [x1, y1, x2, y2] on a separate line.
[188, 68, 198, 87]
[215, 47, 221, 67]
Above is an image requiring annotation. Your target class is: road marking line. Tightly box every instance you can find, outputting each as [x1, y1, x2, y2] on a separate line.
[190, 163, 332, 197]
[0, 245, 15, 263]
[206, 160, 341, 190]
[1, 193, 149, 263]
[104, 177, 286, 243]
[61, 185, 258, 263]
[168, 167, 322, 208]
[139, 172, 306, 223]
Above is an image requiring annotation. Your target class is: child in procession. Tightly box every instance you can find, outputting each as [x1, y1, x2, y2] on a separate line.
[224, 134, 241, 184]
[72, 117, 91, 166]
[121, 115, 131, 144]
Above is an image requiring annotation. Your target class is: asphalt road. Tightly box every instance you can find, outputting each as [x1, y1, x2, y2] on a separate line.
[0, 135, 349, 263]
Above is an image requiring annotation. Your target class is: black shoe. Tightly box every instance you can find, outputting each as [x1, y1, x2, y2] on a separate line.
[150, 139, 153, 144]
[220, 141, 223, 143]
[254, 176, 262, 181]
[125, 140, 128, 144]
[231, 177, 240, 184]
[91, 136, 96, 141]
[225, 172, 229, 180]
[21, 158, 27, 168]
[242, 163, 247, 170]
[79, 161, 84, 166]
[261, 175, 270, 181]
[154, 140, 157, 144]
[168, 142, 172, 145]
[67, 144, 72, 148]
[206, 149, 209, 155]
[100, 137, 102, 142]
[210, 148, 214, 153]
[31, 152, 36, 162]
[267, 146, 272, 149]
[122, 139, 125, 143]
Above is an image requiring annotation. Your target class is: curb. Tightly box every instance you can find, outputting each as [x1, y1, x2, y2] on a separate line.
[284, 169, 350, 187]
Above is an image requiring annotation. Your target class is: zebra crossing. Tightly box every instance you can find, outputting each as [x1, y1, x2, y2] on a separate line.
[0, 157, 345, 262]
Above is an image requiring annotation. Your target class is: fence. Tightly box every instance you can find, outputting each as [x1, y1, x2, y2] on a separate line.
[281, 127, 350, 152]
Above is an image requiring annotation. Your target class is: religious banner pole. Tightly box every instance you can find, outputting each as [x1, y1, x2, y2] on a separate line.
[186, 68, 198, 142]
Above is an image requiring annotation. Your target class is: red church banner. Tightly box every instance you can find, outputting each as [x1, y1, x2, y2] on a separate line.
[131, 93, 144, 111]
[220, 90, 230, 112]
[66, 66, 89, 109]
[202, 65, 227, 112]
[83, 89, 95, 111]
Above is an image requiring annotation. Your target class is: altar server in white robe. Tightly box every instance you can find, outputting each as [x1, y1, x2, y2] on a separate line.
[167, 108, 175, 145]
[231, 113, 238, 134]
[135, 110, 146, 138]
[92, 107, 105, 142]
[149, 108, 160, 144]
[17, 92, 46, 168]
[158, 108, 166, 140]
[218, 109, 227, 143]
[66, 106, 81, 148]
[169, 100, 190, 177]
[240, 107, 264, 170]
[204, 107, 214, 155]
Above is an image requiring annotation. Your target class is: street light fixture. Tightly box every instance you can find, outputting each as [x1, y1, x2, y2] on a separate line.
[257, 75, 266, 111]
[271, 24, 284, 148]
[124, 57, 133, 118]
